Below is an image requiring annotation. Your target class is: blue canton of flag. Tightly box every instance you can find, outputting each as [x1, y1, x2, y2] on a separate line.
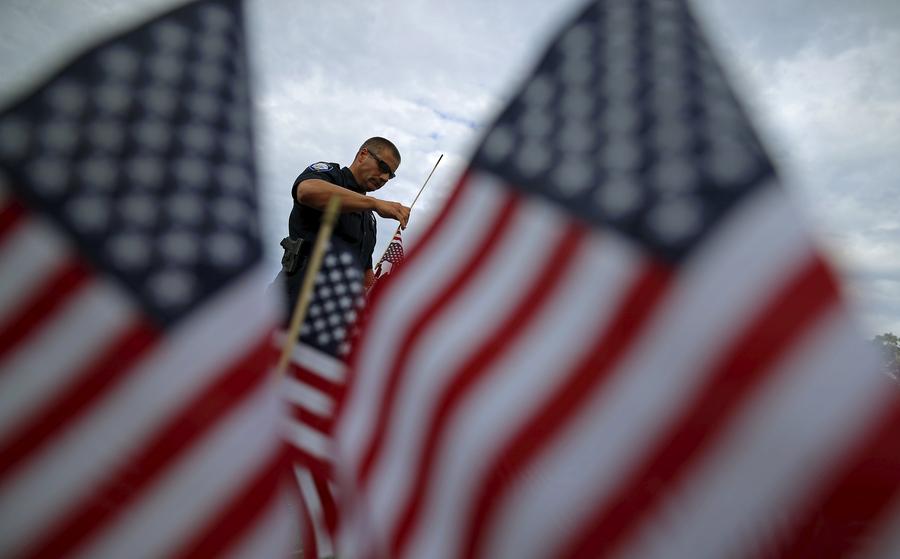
[299, 248, 368, 358]
[0, 0, 259, 325]
[473, 0, 772, 263]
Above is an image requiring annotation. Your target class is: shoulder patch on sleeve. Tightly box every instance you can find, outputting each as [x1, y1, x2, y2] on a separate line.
[308, 162, 333, 172]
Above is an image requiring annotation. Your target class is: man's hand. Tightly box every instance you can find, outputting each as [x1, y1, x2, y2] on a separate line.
[372, 198, 411, 229]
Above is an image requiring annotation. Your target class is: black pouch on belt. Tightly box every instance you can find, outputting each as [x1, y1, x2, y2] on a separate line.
[279, 237, 306, 274]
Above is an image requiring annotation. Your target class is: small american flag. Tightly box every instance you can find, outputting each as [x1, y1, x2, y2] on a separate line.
[373, 228, 405, 282]
[0, 1, 295, 557]
[331, 0, 900, 558]
[278, 246, 366, 558]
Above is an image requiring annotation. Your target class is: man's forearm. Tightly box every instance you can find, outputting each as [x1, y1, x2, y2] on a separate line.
[295, 179, 375, 212]
[296, 178, 411, 227]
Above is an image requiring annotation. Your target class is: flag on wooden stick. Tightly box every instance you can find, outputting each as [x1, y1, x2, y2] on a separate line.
[277, 245, 367, 558]
[331, 0, 898, 558]
[0, 1, 295, 557]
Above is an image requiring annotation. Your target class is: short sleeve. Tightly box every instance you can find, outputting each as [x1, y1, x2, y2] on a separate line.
[291, 161, 342, 200]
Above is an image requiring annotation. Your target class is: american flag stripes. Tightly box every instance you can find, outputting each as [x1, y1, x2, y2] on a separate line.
[278, 247, 367, 558]
[0, 1, 295, 557]
[373, 228, 405, 282]
[331, 1, 899, 558]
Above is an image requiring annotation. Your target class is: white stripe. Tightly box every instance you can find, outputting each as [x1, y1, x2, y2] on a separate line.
[479, 184, 819, 558]
[283, 417, 332, 462]
[0, 281, 133, 442]
[363, 192, 577, 550]
[0, 217, 66, 322]
[282, 375, 335, 417]
[290, 344, 345, 384]
[402, 230, 642, 559]
[617, 311, 887, 559]
[335, 176, 507, 474]
[0, 267, 278, 555]
[296, 466, 334, 558]
[273, 330, 346, 384]
[73, 378, 284, 559]
[223, 485, 298, 559]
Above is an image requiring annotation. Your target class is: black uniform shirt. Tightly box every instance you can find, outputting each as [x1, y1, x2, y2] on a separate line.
[288, 161, 377, 271]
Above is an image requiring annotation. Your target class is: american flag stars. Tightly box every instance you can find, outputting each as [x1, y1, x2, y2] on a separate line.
[0, 2, 259, 324]
[300, 249, 367, 357]
[475, 0, 771, 262]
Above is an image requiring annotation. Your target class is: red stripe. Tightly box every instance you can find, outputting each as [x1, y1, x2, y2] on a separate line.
[171, 449, 290, 558]
[558, 256, 840, 559]
[289, 363, 343, 400]
[0, 198, 26, 240]
[462, 260, 674, 559]
[391, 223, 588, 556]
[357, 191, 521, 487]
[19, 335, 275, 559]
[0, 259, 91, 364]
[764, 392, 900, 558]
[0, 321, 158, 480]
[288, 404, 333, 434]
[338, 172, 472, 421]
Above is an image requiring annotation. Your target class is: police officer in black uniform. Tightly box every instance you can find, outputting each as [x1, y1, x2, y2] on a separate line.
[275, 136, 410, 316]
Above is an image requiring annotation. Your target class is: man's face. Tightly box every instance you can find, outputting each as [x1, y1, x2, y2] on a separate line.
[360, 147, 399, 192]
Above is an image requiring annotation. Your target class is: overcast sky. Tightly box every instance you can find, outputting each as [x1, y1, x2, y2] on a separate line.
[1, 0, 898, 337]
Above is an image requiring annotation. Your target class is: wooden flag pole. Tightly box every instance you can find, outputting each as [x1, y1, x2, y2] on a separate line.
[275, 195, 342, 377]
[375, 153, 443, 266]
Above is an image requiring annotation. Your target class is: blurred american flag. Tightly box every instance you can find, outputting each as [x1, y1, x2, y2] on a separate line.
[0, 1, 295, 557]
[331, 0, 900, 558]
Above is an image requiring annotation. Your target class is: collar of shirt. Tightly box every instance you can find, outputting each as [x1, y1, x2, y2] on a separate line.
[341, 166, 366, 194]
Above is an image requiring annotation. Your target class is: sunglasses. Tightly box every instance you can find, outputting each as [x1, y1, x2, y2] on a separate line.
[367, 150, 396, 180]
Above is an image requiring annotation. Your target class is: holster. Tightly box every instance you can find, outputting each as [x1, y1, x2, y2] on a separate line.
[279, 236, 306, 274]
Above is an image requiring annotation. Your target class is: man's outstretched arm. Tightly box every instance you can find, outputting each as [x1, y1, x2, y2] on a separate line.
[295, 179, 410, 228]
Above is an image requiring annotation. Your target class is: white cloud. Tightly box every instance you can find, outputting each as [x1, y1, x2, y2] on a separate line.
[246, 0, 587, 271]
[731, 30, 900, 338]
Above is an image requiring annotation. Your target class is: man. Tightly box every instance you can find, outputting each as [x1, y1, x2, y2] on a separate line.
[275, 137, 410, 316]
